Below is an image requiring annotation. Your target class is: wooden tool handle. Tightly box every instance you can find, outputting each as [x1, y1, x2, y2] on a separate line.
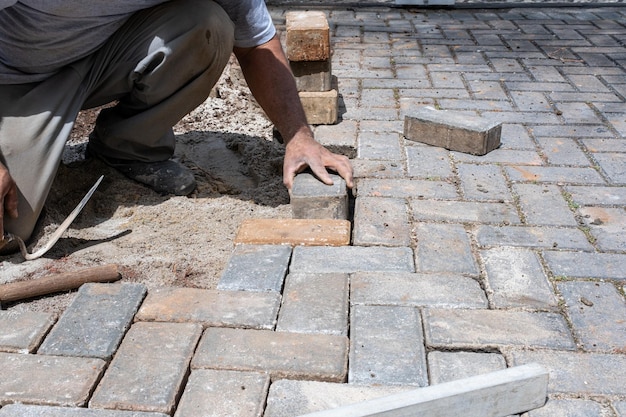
[0, 264, 121, 303]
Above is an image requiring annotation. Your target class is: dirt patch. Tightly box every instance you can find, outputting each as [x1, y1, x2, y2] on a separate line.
[0, 57, 292, 315]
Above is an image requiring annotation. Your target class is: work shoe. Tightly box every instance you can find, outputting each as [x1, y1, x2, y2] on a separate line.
[88, 146, 196, 196]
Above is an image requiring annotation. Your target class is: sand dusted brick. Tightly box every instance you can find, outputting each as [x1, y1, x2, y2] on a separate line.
[135, 287, 280, 330]
[90, 322, 202, 414]
[0, 404, 169, 416]
[218, 244, 292, 292]
[192, 328, 348, 382]
[0, 310, 55, 353]
[299, 89, 338, 125]
[285, 11, 330, 62]
[291, 60, 332, 92]
[0, 352, 105, 407]
[234, 218, 350, 246]
[291, 173, 348, 220]
[404, 107, 501, 155]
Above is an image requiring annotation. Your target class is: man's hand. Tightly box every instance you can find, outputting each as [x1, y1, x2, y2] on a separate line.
[0, 162, 18, 237]
[283, 130, 353, 190]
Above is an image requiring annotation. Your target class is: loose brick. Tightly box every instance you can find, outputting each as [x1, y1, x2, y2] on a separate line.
[414, 223, 479, 275]
[558, 281, 626, 352]
[404, 107, 501, 155]
[234, 218, 350, 247]
[264, 380, 411, 417]
[90, 322, 202, 414]
[351, 272, 487, 308]
[290, 60, 332, 92]
[290, 173, 348, 220]
[0, 404, 168, 417]
[424, 309, 576, 350]
[299, 89, 338, 125]
[38, 283, 146, 359]
[427, 351, 507, 384]
[510, 350, 626, 396]
[0, 310, 55, 353]
[174, 370, 269, 417]
[352, 197, 411, 247]
[290, 246, 415, 273]
[217, 244, 292, 292]
[135, 287, 280, 330]
[349, 305, 427, 386]
[192, 328, 348, 382]
[276, 273, 349, 336]
[285, 11, 330, 62]
[0, 352, 105, 407]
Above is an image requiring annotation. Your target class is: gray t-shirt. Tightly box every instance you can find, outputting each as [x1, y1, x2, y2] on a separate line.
[0, 0, 275, 83]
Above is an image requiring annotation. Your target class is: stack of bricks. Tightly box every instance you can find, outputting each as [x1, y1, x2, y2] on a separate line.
[286, 11, 338, 125]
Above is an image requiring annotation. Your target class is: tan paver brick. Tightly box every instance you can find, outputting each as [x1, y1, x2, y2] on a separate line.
[234, 218, 350, 246]
[285, 11, 330, 61]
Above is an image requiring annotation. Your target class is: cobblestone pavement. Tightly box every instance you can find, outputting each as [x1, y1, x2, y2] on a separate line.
[2, 4, 626, 417]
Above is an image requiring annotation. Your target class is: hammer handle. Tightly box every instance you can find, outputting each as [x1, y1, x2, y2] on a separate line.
[0, 264, 121, 303]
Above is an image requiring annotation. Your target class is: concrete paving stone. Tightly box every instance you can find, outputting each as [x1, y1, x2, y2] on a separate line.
[313, 120, 357, 158]
[424, 309, 575, 350]
[0, 404, 168, 417]
[579, 207, 626, 251]
[481, 247, 557, 309]
[414, 223, 479, 275]
[38, 283, 146, 359]
[605, 113, 626, 138]
[535, 137, 591, 166]
[476, 225, 593, 251]
[0, 310, 55, 353]
[500, 123, 536, 150]
[192, 328, 348, 382]
[398, 87, 470, 100]
[513, 184, 578, 227]
[410, 200, 521, 225]
[357, 131, 403, 161]
[234, 218, 351, 247]
[299, 89, 338, 125]
[0, 352, 105, 407]
[526, 399, 606, 417]
[581, 138, 626, 153]
[615, 402, 626, 417]
[90, 322, 202, 414]
[593, 152, 626, 184]
[530, 124, 615, 138]
[276, 273, 349, 336]
[457, 163, 512, 202]
[505, 166, 606, 184]
[290, 60, 332, 92]
[351, 159, 405, 179]
[359, 120, 404, 134]
[217, 244, 292, 292]
[290, 245, 415, 274]
[263, 379, 411, 417]
[557, 281, 626, 352]
[352, 197, 411, 247]
[342, 105, 398, 122]
[290, 173, 348, 220]
[468, 80, 510, 101]
[351, 271, 487, 308]
[509, 91, 553, 112]
[355, 178, 457, 199]
[349, 305, 427, 386]
[134, 287, 280, 330]
[427, 351, 507, 384]
[437, 98, 515, 113]
[285, 11, 330, 62]
[554, 102, 605, 125]
[405, 144, 454, 179]
[510, 350, 626, 396]
[565, 185, 626, 206]
[173, 370, 269, 417]
[543, 251, 626, 280]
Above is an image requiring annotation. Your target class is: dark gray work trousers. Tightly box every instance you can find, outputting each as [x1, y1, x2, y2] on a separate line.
[0, 0, 235, 240]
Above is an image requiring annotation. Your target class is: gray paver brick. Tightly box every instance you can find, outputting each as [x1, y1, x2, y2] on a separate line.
[505, 166, 605, 184]
[452, 147, 543, 165]
[355, 178, 457, 199]
[526, 399, 605, 417]
[457, 163, 512, 202]
[427, 351, 507, 384]
[405, 144, 454, 179]
[0, 310, 55, 353]
[415, 223, 479, 275]
[510, 350, 626, 396]
[290, 246, 415, 273]
[593, 153, 626, 184]
[0, 353, 105, 407]
[192, 328, 348, 382]
[352, 159, 405, 179]
[90, 322, 202, 414]
[264, 380, 411, 417]
[276, 273, 349, 336]
[349, 305, 427, 386]
[357, 131, 403, 160]
[535, 137, 590, 166]
[174, 370, 269, 417]
[566, 185, 626, 206]
[0, 404, 168, 417]
[482, 247, 557, 309]
[351, 272, 487, 308]
[544, 251, 626, 280]
[424, 309, 575, 350]
[352, 197, 411, 247]
[313, 121, 357, 158]
[38, 283, 146, 359]
[616, 402, 626, 417]
[513, 184, 578, 227]
[135, 287, 280, 330]
[290, 173, 348, 220]
[476, 225, 594, 251]
[218, 245, 292, 292]
[411, 200, 521, 225]
[558, 281, 626, 352]
[580, 206, 626, 251]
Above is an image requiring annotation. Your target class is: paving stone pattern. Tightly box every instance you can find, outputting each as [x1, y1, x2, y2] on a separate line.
[2, 4, 626, 416]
